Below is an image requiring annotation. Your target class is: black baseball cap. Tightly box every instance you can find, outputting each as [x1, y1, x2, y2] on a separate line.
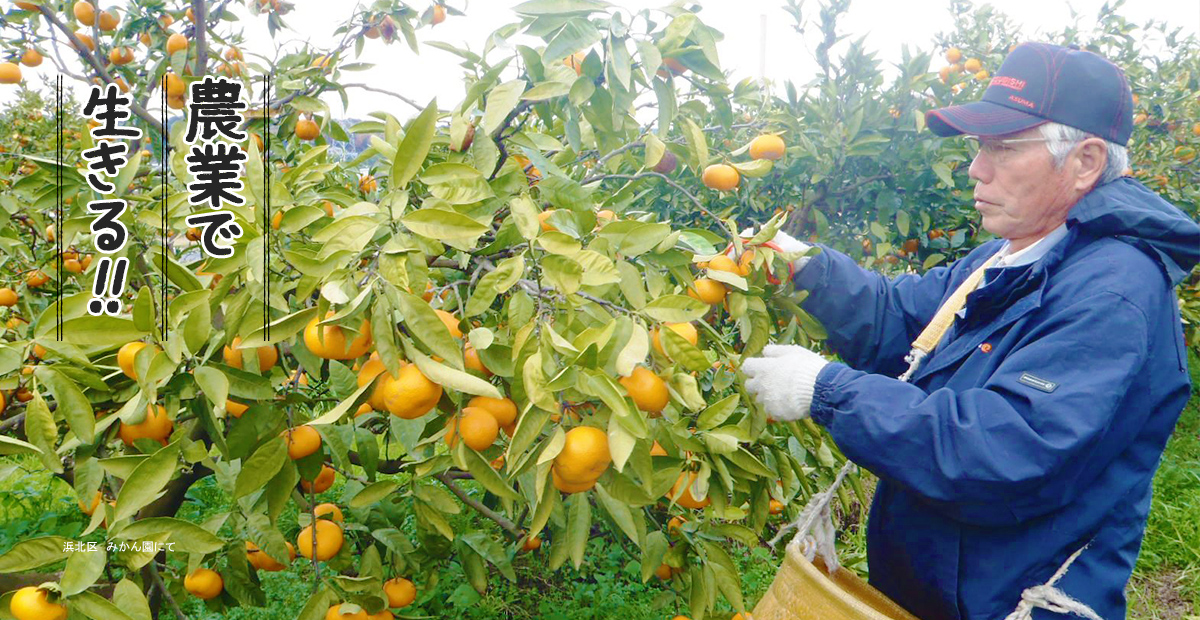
[926, 42, 1134, 145]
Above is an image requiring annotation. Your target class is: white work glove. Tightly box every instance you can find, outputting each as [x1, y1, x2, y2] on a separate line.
[739, 228, 815, 272]
[742, 344, 830, 422]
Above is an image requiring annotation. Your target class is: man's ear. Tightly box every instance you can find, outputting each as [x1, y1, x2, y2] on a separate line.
[1073, 138, 1109, 191]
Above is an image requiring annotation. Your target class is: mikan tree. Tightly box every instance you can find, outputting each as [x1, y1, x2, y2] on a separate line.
[0, 2, 853, 619]
[0, 1, 1196, 619]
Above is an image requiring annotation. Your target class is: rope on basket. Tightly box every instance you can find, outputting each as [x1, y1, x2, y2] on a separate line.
[1001, 542, 1103, 620]
[767, 459, 857, 575]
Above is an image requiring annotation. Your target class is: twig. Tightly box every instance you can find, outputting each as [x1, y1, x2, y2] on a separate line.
[32, 5, 165, 134]
[340, 83, 423, 110]
[145, 562, 187, 620]
[577, 171, 723, 230]
[435, 472, 521, 538]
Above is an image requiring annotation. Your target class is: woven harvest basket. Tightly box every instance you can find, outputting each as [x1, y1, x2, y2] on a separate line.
[751, 547, 920, 620]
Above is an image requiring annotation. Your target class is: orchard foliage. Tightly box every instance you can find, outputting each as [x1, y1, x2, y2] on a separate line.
[0, 0, 1196, 619]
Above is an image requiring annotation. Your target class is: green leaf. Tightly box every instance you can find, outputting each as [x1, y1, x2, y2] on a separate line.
[151, 253, 202, 293]
[461, 531, 516, 582]
[115, 518, 224, 554]
[420, 163, 496, 204]
[660, 326, 709, 372]
[43, 316, 145, 346]
[594, 482, 639, 543]
[697, 394, 739, 431]
[114, 441, 181, 522]
[726, 448, 776, 478]
[466, 256, 525, 317]
[463, 448, 521, 501]
[24, 393, 61, 474]
[640, 531, 668, 582]
[461, 543, 489, 595]
[541, 254, 582, 295]
[614, 321, 648, 377]
[514, 0, 608, 16]
[235, 437, 288, 499]
[60, 548, 107, 596]
[642, 295, 707, 323]
[394, 290, 461, 366]
[607, 36, 632, 90]
[69, 591, 135, 620]
[635, 39, 662, 82]
[0, 536, 69, 571]
[923, 253, 947, 270]
[509, 195, 541, 240]
[238, 307, 318, 347]
[112, 579, 152, 620]
[616, 261, 646, 308]
[896, 210, 911, 237]
[566, 491, 591, 569]
[0, 434, 42, 457]
[653, 76, 676, 138]
[415, 501, 455, 541]
[585, 371, 646, 438]
[407, 345, 503, 399]
[576, 251, 621, 286]
[34, 366, 94, 443]
[522, 352, 557, 411]
[402, 207, 491, 239]
[683, 117, 709, 171]
[132, 287, 155, 333]
[542, 17, 602, 64]
[296, 584, 340, 620]
[522, 81, 572, 101]
[483, 80, 526, 134]
[350, 481, 400, 508]
[307, 382, 373, 426]
[193, 366, 229, 413]
[392, 99, 438, 190]
[414, 484, 460, 514]
[730, 159, 774, 178]
[932, 162, 954, 188]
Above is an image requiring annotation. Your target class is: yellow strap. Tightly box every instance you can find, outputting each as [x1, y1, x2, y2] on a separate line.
[911, 251, 1003, 354]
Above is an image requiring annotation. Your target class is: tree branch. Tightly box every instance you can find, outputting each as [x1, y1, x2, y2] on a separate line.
[435, 472, 521, 539]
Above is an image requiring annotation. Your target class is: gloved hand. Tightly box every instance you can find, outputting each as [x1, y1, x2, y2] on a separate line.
[739, 228, 815, 271]
[742, 344, 830, 422]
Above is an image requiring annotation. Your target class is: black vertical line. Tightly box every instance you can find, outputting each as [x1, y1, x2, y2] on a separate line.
[264, 72, 270, 341]
[57, 75, 62, 340]
[162, 77, 168, 341]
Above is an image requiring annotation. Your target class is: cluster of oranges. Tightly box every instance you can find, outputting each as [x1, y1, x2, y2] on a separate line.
[701, 134, 787, 192]
[938, 47, 989, 85]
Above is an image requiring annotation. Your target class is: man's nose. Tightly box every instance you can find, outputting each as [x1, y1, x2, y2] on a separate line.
[968, 151, 992, 185]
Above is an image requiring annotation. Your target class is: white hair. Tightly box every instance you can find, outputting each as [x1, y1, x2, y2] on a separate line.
[1038, 121, 1129, 186]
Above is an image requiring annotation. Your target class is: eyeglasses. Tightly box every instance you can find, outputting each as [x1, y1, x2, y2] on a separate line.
[962, 135, 1057, 163]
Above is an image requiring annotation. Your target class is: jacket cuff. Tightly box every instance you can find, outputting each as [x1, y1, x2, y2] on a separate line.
[793, 359, 829, 417]
[791, 246, 831, 293]
[810, 362, 848, 426]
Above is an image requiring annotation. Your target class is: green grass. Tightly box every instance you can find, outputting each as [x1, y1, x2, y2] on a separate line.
[1127, 350, 1200, 618]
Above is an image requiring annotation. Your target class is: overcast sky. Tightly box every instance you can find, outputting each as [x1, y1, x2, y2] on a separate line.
[4, 0, 1197, 120]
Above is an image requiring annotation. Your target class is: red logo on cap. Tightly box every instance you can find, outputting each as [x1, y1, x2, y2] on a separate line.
[990, 76, 1027, 91]
[1008, 95, 1036, 109]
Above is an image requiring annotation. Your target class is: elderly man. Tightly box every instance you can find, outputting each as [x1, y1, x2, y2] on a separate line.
[743, 42, 1200, 620]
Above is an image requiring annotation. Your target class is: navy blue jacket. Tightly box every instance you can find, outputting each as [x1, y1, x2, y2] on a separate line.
[793, 177, 1200, 620]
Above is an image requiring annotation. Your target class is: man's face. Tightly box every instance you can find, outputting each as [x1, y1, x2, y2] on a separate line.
[967, 126, 1079, 250]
